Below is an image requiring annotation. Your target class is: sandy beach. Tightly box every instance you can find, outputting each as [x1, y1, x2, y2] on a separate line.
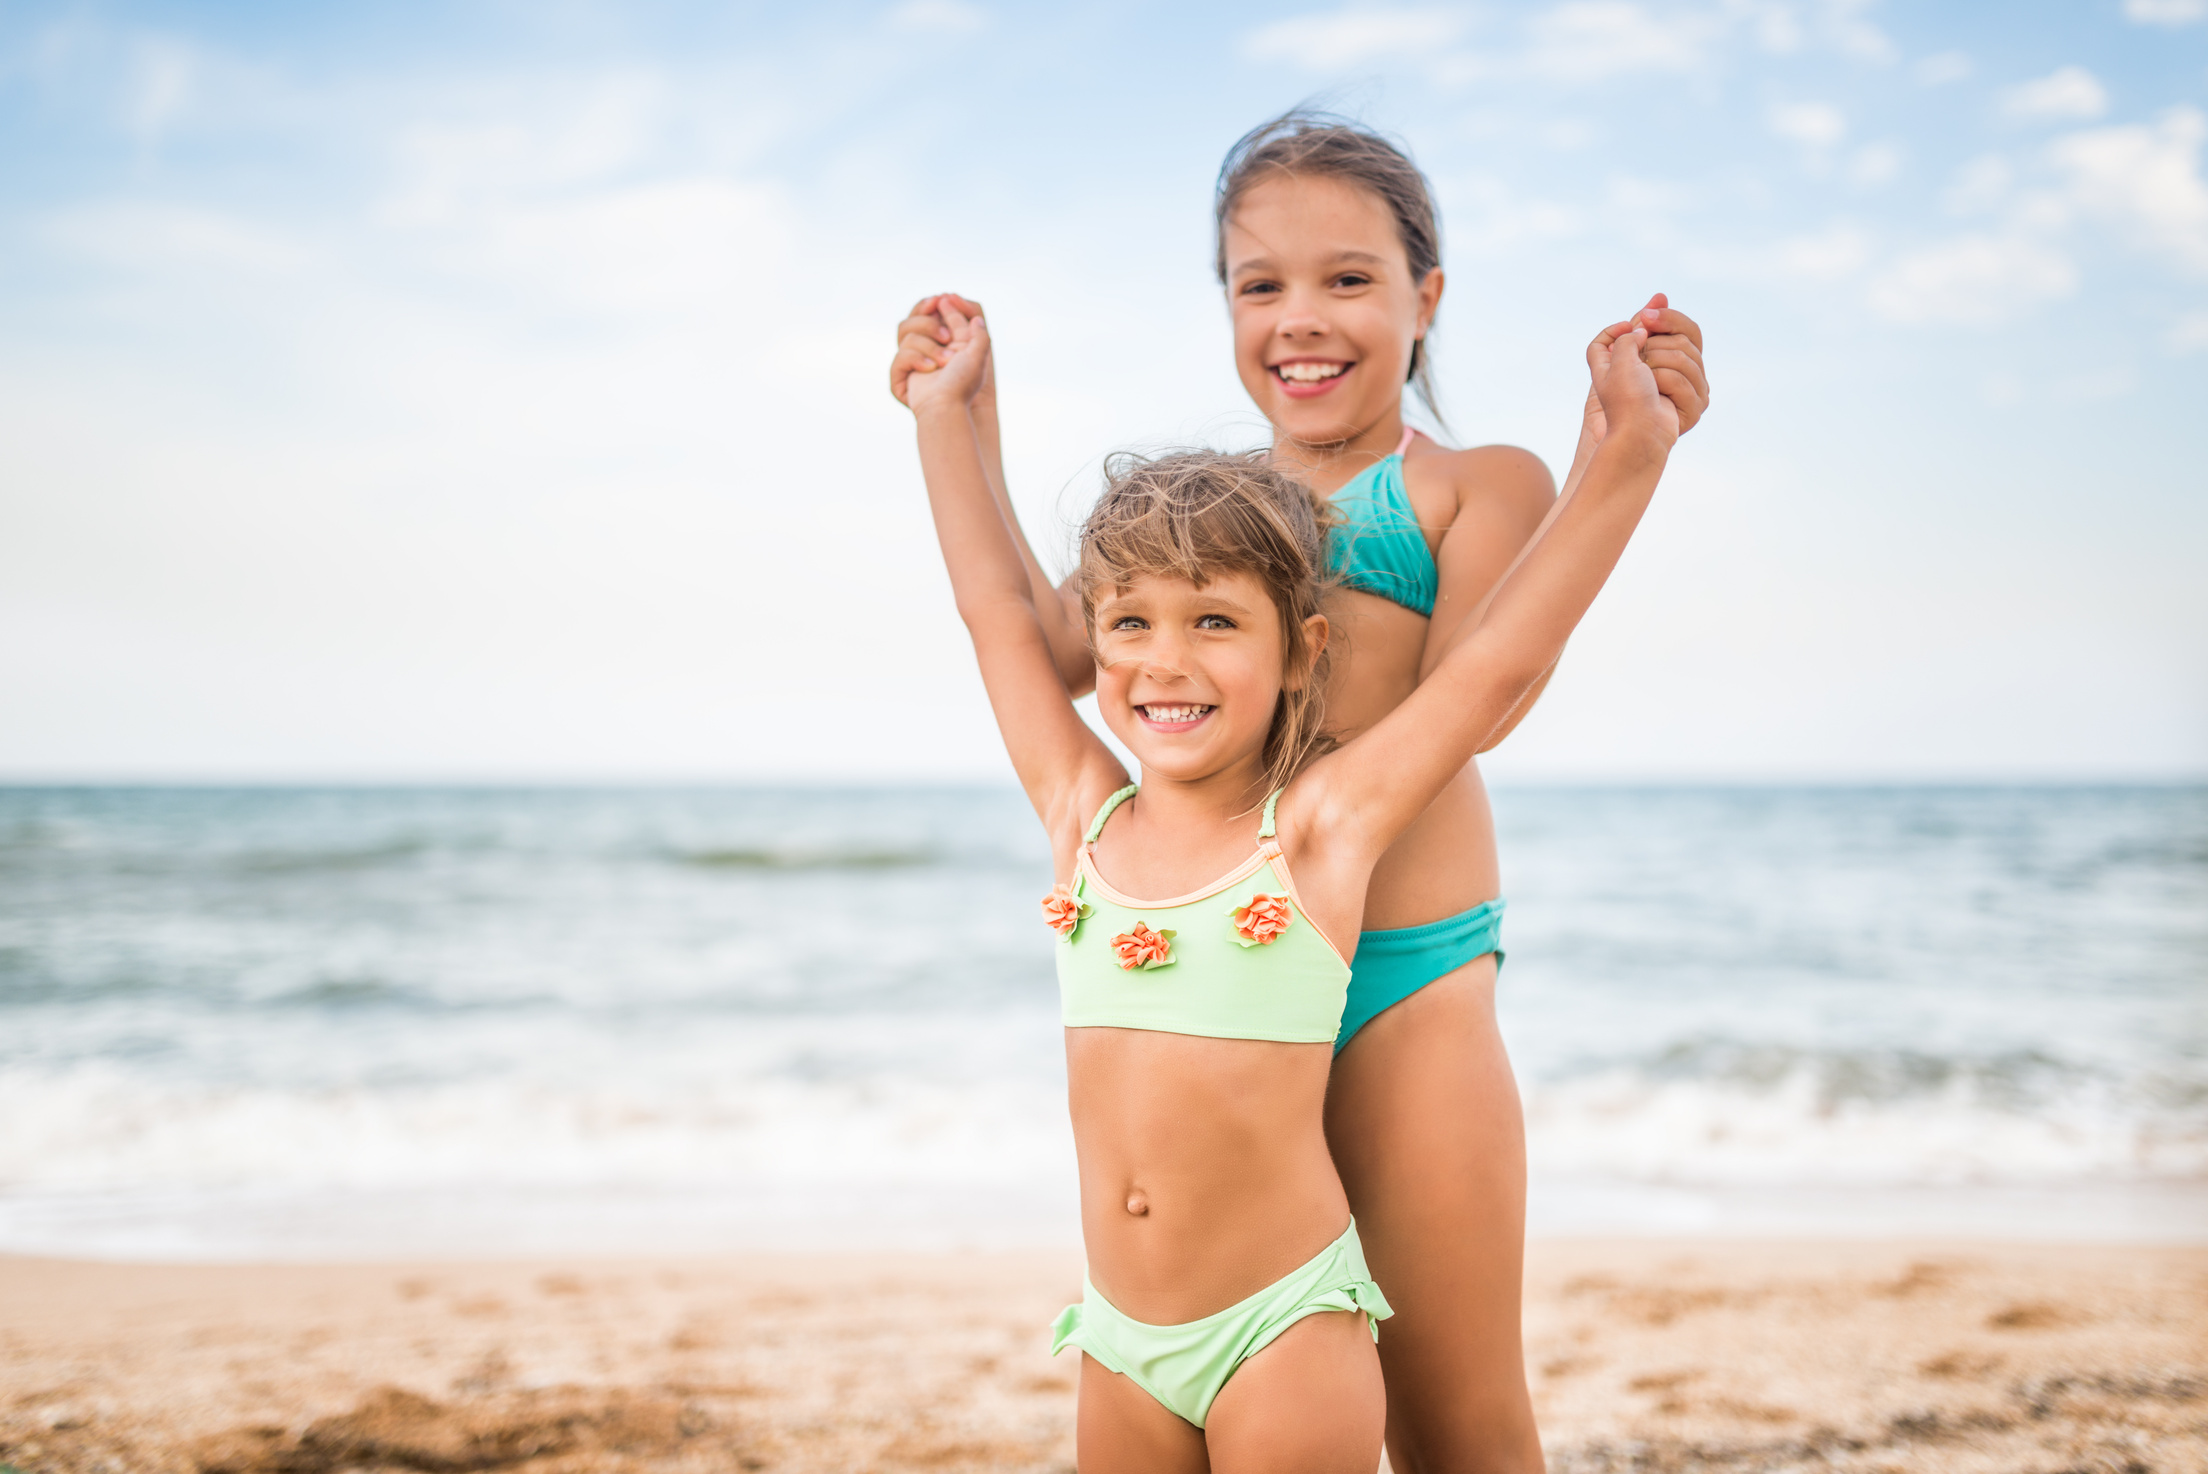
[3, 1241, 2201, 1473]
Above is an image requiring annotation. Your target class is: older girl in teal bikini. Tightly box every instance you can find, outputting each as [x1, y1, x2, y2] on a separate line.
[894, 113, 1709, 1471]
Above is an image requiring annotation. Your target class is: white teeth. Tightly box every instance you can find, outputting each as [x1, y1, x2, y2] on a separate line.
[1277, 362, 1347, 382]
[1143, 704, 1212, 723]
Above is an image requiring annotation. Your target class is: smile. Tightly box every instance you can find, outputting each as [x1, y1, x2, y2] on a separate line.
[1271, 360, 1352, 398]
[1137, 703, 1214, 730]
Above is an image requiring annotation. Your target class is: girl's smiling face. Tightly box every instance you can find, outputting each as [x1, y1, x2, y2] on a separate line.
[1091, 569, 1325, 785]
[1222, 172, 1443, 448]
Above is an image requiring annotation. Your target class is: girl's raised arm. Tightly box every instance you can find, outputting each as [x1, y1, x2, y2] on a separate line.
[892, 295, 1094, 694]
[1304, 322, 1678, 863]
[1416, 297, 1709, 750]
[904, 303, 1127, 839]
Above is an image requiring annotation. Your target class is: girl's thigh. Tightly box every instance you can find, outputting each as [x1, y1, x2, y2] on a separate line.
[1203, 1310, 1385, 1474]
[1324, 954, 1545, 1474]
[1076, 1355, 1209, 1474]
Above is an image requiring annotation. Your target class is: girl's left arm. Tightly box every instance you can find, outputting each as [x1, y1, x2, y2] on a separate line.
[1297, 324, 1676, 869]
[1416, 297, 1709, 747]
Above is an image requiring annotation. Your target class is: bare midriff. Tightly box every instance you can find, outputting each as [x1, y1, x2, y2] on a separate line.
[1324, 586, 1501, 929]
[1066, 1027, 1348, 1325]
[1056, 554, 1500, 1332]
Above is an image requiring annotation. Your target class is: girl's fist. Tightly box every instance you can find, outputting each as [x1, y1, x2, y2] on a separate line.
[903, 298, 991, 416]
[1589, 322, 1679, 457]
[891, 293, 995, 409]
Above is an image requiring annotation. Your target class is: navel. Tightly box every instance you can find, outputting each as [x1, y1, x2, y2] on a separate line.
[1124, 1191, 1149, 1217]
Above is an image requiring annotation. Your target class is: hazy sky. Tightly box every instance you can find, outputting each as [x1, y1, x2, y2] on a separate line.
[2, 0, 2203, 781]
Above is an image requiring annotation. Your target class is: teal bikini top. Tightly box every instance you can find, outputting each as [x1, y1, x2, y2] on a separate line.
[1046, 786, 1353, 1045]
[1329, 426, 1437, 617]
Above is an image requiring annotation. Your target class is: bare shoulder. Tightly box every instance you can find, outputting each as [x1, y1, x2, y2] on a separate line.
[1403, 438, 1554, 531]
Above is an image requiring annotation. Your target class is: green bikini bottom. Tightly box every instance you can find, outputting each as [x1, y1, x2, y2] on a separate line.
[1049, 1219, 1394, 1428]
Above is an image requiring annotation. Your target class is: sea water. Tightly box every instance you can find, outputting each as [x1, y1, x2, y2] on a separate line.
[1, 784, 2200, 1259]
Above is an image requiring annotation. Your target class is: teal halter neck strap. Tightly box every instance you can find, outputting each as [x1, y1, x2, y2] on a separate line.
[1083, 784, 1286, 843]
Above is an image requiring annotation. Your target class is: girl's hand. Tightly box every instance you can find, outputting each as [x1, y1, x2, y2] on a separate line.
[903, 297, 992, 417]
[1589, 319, 1678, 458]
[891, 292, 996, 410]
[1576, 293, 1709, 451]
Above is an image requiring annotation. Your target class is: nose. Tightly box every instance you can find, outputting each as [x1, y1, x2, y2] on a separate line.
[1140, 628, 1195, 682]
[1277, 284, 1332, 343]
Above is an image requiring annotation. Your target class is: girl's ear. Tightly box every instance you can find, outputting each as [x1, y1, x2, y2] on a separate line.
[1284, 612, 1331, 691]
[1415, 267, 1445, 340]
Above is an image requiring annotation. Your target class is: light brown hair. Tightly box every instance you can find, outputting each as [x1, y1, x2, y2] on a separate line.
[1077, 449, 1339, 802]
[1214, 108, 1448, 429]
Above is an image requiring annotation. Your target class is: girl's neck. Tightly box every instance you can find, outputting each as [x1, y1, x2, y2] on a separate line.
[1269, 405, 1409, 495]
[1128, 758, 1274, 833]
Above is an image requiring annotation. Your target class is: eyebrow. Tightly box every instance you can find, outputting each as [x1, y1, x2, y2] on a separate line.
[1230, 247, 1389, 276]
[1095, 590, 1259, 618]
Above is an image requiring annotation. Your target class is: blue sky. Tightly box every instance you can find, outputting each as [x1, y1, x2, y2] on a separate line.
[1, 0, 2202, 780]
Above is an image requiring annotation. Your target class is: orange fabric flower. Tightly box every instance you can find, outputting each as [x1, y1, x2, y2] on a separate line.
[1228, 893, 1294, 947]
[1110, 922, 1177, 971]
[1041, 884, 1092, 940]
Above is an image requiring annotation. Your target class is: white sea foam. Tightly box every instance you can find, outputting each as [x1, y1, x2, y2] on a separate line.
[2, 784, 2201, 1256]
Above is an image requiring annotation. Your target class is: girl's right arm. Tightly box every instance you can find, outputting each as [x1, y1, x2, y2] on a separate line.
[893, 296, 1096, 696]
[902, 302, 1128, 844]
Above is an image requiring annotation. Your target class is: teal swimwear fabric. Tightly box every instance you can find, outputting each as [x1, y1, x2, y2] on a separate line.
[1338, 899, 1505, 1053]
[1328, 449, 1437, 617]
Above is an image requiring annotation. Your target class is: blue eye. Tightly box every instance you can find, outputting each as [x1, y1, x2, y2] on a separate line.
[1196, 615, 1237, 630]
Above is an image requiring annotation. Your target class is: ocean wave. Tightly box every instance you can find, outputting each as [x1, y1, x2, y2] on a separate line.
[667, 845, 939, 871]
[0, 1066, 1074, 1194]
[1525, 1046, 2208, 1185]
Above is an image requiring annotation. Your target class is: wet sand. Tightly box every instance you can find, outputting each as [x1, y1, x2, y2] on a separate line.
[2, 1241, 2202, 1473]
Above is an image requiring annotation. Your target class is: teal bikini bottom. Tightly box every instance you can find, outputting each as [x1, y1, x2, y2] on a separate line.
[1336, 899, 1505, 1054]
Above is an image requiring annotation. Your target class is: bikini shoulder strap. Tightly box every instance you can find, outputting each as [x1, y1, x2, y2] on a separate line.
[1258, 788, 1284, 842]
[1085, 785, 1139, 844]
[1393, 424, 1417, 457]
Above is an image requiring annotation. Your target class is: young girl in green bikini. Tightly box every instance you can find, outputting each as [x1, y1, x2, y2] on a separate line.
[897, 179, 1685, 1474]
[893, 112, 1710, 1471]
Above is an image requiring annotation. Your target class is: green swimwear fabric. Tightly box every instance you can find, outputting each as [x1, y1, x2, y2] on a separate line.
[1049, 1219, 1393, 1428]
[1055, 786, 1353, 1044]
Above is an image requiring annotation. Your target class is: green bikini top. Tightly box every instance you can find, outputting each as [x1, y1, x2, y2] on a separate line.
[1046, 785, 1353, 1045]
[1329, 426, 1438, 618]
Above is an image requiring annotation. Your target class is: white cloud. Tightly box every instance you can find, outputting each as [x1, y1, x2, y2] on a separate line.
[1814, 0, 1896, 62]
[1241, 6, 1470, 69]
[1723, 0, 1892, 59]
[2167, 310, 2208, 352]
[1733, 0, 1803, 53]
[1524, 2, 1713, 80]
[2048, 106, 2208, 274]
[44, 202, 308, 273]
[2001, 66, 2109, 123]
[1773, 222, 1871, 280]
[1769, 101, 1846, 147]
[1849, 141, 1902, 185]
[125, 35, 197, 140]
[1443, 173, 1582, 252]
[1866, 234, 2077, 325]
[2123, 0, 2206, 26]
[1913, 50, 1972, 86]
[887, 0, 987, 32]
[1943, 154, 2011, 215]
